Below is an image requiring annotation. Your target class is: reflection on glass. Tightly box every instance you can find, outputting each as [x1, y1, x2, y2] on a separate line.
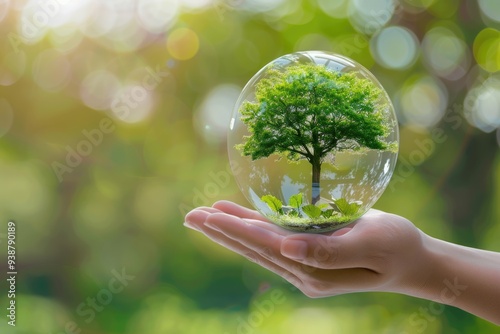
[228, 51, 399, 233]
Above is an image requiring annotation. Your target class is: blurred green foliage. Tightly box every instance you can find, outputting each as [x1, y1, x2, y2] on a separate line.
[0, 0, 500, 333]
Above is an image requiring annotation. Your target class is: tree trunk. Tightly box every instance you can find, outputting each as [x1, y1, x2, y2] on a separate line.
[312, 157, 321, 205]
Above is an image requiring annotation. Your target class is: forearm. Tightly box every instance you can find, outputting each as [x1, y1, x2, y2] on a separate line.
[417, 234, 500, 325]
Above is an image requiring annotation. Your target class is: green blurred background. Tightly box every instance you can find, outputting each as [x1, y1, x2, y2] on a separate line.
[0, 0, 500, 333]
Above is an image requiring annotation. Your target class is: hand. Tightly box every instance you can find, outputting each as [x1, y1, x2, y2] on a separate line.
[184, 201, 431, 298]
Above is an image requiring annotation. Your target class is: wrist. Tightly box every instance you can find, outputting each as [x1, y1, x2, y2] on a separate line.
[412, 233, 460, 304]
[386, 230, 447, 301]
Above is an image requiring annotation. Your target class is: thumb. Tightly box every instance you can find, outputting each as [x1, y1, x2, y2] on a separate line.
[280, 230, 367, 270]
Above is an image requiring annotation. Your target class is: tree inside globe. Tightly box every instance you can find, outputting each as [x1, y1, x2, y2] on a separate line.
[228, 51, 399, 233]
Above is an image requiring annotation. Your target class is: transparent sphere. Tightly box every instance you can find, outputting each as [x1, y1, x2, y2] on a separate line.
[228, 51, 399, 233]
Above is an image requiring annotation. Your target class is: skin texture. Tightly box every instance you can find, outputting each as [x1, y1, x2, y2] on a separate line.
[184, 201, 500, 325]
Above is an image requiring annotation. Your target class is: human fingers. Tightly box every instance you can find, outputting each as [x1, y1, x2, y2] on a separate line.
[241, 218, 297, 236]
[203, 214, 386, 294]
[204, 213, 319, 274]
[213, 200, 270, 221]
[194, 212, 388, 294]
[185, 210, 303, 288]
[195, 206, 223, 213]
[184, 207, 222, 232]
[297, 267, 384, 297]
[212, 201, 306, 236]
[204, 213, 286, 262]
[204, 227, 303, 288]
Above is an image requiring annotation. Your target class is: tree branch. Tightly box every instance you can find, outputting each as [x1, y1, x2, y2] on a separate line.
[278, 98, 302, 131]
[277, 145, 311, 160]
[278, 97, 313, 157]
[301, 143, 313, 157]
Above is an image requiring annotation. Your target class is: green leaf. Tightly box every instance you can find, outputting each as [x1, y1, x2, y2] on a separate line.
[289, 193, 303, 208]
[321, 209, 336, 218]
[302, 204, 322, 218]
[334, 198, 361, 216]
[316, 203, 329, 210]
[261, 195, 283, 213]
[333, 198, 349, 213]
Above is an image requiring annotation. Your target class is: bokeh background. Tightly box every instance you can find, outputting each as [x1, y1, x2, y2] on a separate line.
[0, 0, 500, 333]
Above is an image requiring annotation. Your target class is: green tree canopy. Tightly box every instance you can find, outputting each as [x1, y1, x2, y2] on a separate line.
[238, 63, 392, 204]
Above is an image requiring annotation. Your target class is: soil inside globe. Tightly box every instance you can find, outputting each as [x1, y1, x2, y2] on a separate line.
[273, 218, 357, 233]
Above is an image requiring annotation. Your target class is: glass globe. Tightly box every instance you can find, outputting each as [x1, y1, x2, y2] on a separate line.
[228, 51, 399, 233]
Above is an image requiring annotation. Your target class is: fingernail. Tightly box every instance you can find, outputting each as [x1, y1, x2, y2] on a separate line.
[281, 239, 308, 260]
[184, 222, 200, 232]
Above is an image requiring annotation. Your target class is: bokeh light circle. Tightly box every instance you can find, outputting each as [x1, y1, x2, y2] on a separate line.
[396, 75, 448, 128]
[473, 28, 500, 73]
[80, 70, 120, 111]
[194, 84, 241, 145]
[464, 76, 500, 133]
[79, 2, 117, 39]
[111, 83, 156, 123]
[478, 0, 500, 23]
[49, 25, 84, 53]
[228, 51, 399, 233]
[18, 0, 51, 43]
[137, 0, 179, 34]
[422, 26, 470, 80]
[181, 0, 212, 9]
[400, 0, 436, 13]
[243, 0, 287, 13]
[317, 0, 349, 19]
[167, 28, 200, 61]
[32, 49, 71, 91]
[371, 26, 419, 70]
[349, 0, 395, 35]
[0, 0, 9, 23]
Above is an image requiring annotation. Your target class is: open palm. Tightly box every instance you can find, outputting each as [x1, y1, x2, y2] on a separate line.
[184, 200, 430, 298]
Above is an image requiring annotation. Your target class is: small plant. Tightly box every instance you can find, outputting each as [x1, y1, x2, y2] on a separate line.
[260, 193, 362, 232]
